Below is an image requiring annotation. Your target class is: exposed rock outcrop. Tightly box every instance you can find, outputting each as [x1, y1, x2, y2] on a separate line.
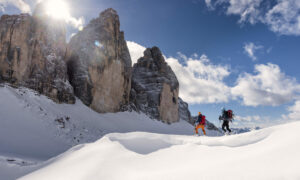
[130, 47, 179, 123]
[179, 97, 220, 132]
[178, 97, 192, 123]
[68, 8, 132, 113]
[0, 10, 75, 103]
[0, 7, 197, 126]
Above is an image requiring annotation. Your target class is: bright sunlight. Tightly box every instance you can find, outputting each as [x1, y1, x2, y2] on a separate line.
[45, 0, 70, 20]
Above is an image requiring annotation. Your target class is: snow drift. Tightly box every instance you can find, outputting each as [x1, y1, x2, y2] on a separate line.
[1, 85, 299, 180]
[0, 85, 219, 179]
[20, 121, 300, 180]
[0, 85, 199, 159]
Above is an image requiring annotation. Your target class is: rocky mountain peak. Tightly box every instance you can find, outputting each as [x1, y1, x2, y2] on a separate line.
[0, 12, 74, 103]
[144, 47, 165, 64]
[0, 8, 193, 125]
[135, 47, 179, 91]
[87, 8, 120, 33]
[141, 47, 166, 70]
[68, 8, 132, 113]
[131, 47, 180, 123]
[100, 8, 118, 18]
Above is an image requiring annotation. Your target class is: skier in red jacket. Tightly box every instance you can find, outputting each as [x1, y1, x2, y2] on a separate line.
[195, 112, 206, 135]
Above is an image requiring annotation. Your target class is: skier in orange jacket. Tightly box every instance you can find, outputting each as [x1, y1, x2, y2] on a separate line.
[195, 112, 206, 135]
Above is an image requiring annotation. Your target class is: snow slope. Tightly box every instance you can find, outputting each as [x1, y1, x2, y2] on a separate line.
[0, 85, 220, 179]
[0, 85, 208, 158]
[20, 121, 300, 180]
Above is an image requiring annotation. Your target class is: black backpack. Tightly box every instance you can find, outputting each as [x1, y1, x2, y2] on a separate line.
[222, 109, 234, 119]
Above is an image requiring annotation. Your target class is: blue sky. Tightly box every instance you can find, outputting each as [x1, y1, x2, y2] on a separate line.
[1, 0, 300, 128]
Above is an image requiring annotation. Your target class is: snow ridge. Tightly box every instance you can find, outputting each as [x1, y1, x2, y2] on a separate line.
[20, 122, 300, 180]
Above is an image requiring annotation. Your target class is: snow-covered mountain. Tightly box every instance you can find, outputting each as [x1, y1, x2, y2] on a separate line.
[1, 85, 299, 180]
[0, 8, 193, 125]
[0, 85, 221, 179]
[0, 8, 224, 179]
[0, 7, 299, 180]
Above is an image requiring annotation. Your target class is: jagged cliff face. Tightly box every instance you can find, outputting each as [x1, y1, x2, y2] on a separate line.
[178, 97, 192, 123]
[0, 7, 192, 124]
[179, 97, 220, 131]
[130, 47, 179, 123]
[68, 8, 132, 113]
[0, 11, 75, 103]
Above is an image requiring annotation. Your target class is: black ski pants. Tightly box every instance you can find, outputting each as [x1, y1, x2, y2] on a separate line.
[222, 120, 231, 133]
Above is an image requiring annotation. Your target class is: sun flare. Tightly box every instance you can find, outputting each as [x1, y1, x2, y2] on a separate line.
[45, 0, 70, 20]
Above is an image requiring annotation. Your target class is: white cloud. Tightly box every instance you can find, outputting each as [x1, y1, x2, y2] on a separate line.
[243, 42, 263, 61]
[232, 114, 276, 128]
[0, 4, 4, 12]
[234, 115, 264, 127]
[226, 0, 263, 24]
[0, 0, 84, 30]
[36, 0, 84, 30]
[66, 16, 84, 30]
[0, 0, 31, 13]
[127, 41, 231, 104]
[166, 54, 231, 104]
[206, 0, 300, 36]
[265, 0, 300, 36]
[127, 41, 300, 108]
[283, 100, 300, 121]
[235, 115, 261, 122]
[205, 0, 214, 10]
[126, 41, 146, 65]
[232, 63, 300, 106]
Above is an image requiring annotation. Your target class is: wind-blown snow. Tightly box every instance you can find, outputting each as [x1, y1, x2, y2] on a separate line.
[0, 85, 198, 158]
[20, 122, 300, 180]
[1, 85, 299, 180]
[0, 85, 219, 179]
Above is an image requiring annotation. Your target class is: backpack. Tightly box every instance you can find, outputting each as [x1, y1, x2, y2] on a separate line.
[200, 115, 206, 125]
[227, 110, 233, 119]
[197, 114, 202, 123]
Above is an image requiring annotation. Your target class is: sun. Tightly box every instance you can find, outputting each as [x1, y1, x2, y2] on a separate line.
[45, 0, 70, 20]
